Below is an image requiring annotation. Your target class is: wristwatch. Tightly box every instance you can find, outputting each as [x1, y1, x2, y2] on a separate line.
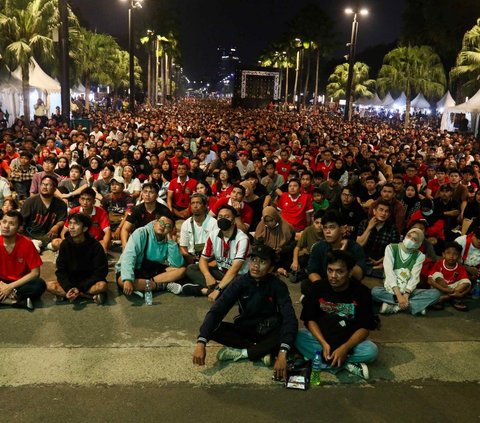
[215, 286, 224, 293]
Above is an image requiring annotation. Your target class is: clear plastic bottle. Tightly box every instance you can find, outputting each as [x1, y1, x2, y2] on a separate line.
[310, 350, 322, 386]
[144, 279, 153, 306]
[472, 279, 480, 300]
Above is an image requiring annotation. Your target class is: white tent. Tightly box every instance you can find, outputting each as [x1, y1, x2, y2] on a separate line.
[392, 92, 407, 110]
[8, 58, 62, 119]
[381, 92, 395, 108]
[436, 91, 456, 113]
[368, 93, 383, 107]
[411, 92, 431, 110]
[71, 82, 86, 95]
[441, 88, 480, 134]
[12, 58, 61, 92]
[0, 79, 21, 126]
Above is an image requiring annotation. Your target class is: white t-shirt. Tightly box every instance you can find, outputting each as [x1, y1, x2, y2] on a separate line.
[0, 177, 12, 207]
[455, 235, 480, 267]
[179, 215, 218, 254]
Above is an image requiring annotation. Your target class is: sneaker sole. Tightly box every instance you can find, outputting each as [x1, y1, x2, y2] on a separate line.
[166, 283, 182, 295]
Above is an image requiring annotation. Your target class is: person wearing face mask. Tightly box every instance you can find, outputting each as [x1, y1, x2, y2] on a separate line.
[254, 206, 295, 275]
[183, 205, 250, 301]
[408, 198, 445, 252]
[371, 228, 441, 315]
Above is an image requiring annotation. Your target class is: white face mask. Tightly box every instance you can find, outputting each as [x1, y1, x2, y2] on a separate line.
[422, 209, 433, 216]
[403, 238, 418, 250]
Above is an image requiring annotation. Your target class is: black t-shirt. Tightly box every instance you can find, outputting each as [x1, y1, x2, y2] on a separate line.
[301, 279, 375, 351]
[126, 202, 174, 228]
[21, 195, 68, 236]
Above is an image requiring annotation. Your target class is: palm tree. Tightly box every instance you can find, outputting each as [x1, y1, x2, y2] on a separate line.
[108, 49, 142, 100]
[377, 45, 446, 127]
[259, 46, 295, 102]
[0, 0, 57, 120]
[450, 18, 480, 99]
[72, 29, 121, 111]
[326, 62, 376, 101]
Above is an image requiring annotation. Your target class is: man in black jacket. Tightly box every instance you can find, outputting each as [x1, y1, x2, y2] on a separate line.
[46, 213, 108, 305]
[192, 243, 298, 381]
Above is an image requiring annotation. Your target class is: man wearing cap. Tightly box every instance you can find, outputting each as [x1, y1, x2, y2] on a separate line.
[192, 243, 298, 380]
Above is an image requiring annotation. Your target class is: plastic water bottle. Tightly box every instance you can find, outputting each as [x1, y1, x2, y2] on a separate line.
[144, 279, 153, 306]
[472, 279, 480, 300]
[310, 351, 322, 386]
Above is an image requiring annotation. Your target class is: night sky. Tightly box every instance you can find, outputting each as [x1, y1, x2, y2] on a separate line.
[70, 0, 407, 80]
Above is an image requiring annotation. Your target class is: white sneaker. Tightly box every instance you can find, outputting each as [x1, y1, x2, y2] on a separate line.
[133, 290, 144, 299]
[420, 309, 427, 316]
[165, 282, 182, 295]
[379, 302, 400, 314]
[345, 362, 369, 380]
[31, 239, 42, 253]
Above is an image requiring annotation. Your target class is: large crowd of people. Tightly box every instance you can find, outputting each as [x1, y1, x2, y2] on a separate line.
[1, 100, 479, 381]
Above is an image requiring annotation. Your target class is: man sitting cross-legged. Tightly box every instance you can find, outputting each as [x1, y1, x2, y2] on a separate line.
[295, 250, 379, 380]
[0, 210, 46, 310]
[192, 243, 298, 381]
[116, 214, 186, 299]
[46, 213, 109, 305]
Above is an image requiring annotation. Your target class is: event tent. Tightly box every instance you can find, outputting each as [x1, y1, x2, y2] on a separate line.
[381, 92, 395, 108]
[392, 92, 407, 110]
[436, 91, 456, 113]
[441, 88, 480, 134]
[411, 93, 431, 110]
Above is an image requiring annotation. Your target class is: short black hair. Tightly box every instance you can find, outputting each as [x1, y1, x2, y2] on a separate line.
[69, 212, 92, 230]
[80, 187, 96, 198]
[326, 250, 355, 270]
[443, 241, 462, 254]
[321, 210, 344, 226]
[217, 204, 238, 217]
[4, 210, 23, 226]
[142, 182, 159, 193]
[41, 174, 58, 187]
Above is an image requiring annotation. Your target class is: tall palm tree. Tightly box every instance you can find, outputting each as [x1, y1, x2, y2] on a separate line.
[71, 29, 121, 111]
[0, 0, 57, 120]
[377, 45, 446, 127]
[326, 62, 376, 101]
[450, 18, 480, 99]
[259, 46, 294, 102]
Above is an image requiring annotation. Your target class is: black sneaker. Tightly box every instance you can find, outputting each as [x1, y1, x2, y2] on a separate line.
[181, 283, 203, 296]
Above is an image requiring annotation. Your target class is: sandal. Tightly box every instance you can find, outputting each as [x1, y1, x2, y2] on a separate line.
[429, 302, 445, 311]
[93, 293, 106, 305]
[451, 300, 468, 312]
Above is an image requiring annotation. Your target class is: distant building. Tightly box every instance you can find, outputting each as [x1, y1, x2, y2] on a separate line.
[216, 47, 240, 95]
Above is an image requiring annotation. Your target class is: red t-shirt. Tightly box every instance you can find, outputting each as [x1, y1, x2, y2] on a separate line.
[170, 156, 190, 178]
[403, 175, 421, 186]
[210, 197, 253, 227]
[276, 160, 292, 180]
[168, 177, 197, 209]
[315, 161, 334, 178]
[211, 182, 234, 199]
[0, 234, 43, 281]
[428, 259, 469, 285]
[65, 206, 110, 240]
[277, 192, 313, 231]
[427, 177, 449, 197]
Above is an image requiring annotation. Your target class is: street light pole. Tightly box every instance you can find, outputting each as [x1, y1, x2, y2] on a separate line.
[344, 8, 368, 122]
[59, 0, 70, 123]
[123, 0, 143, 112]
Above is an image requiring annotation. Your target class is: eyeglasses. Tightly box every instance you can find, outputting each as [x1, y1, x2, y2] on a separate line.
[157, 220, 173, 229]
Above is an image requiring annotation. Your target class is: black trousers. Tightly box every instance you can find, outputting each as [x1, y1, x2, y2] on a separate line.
[211, 322, 282, 361]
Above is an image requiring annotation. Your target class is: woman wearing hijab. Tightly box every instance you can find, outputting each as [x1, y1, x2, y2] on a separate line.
[254, 206, 296, 274]
[372, 228, 440, 315]
[400, 183, 421, 226]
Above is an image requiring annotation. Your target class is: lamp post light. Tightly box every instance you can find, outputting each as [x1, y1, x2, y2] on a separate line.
[122, 0, 143, 112]
[59, 0, 70, 123]
[344, 7, 368, 121]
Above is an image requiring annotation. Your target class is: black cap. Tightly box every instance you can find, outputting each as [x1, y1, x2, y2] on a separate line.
[250, 244, 276, 262]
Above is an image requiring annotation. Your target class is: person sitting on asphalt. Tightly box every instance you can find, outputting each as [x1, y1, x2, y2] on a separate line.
[295, 250, 378, 380]
[371, 228, 441, 315]
[0, 210, 46, 310]
[46, 213, 108, 305]
[116, 213, 186, 299]
[29, 157, 61, 195]
[179, 193, 218, 266]
[356, 200, 400, 278]
[183, 204, 250, 301]
[20, 175, 67, 252]
[427, 242, 471, 311]
[306, 210, 366, 296]
[61, 188, 111, 253]
[209, 184, 253, 233]
[57, 164, 89, 210]
[276, 178, 314, 232]
[167, 162, 197, 220]
[192, 243, 298, 381]
[455, 226, 480, 280]
[120, 182, 173, 249]
[368, 183, 406, 234]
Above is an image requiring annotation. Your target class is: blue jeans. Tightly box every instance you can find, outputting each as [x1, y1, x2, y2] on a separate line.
[371, 286, 440, 315]
[295, 328, 378, 368]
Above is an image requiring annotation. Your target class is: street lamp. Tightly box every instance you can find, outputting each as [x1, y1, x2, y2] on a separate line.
[344, 7, 368, 121]
[293, 38, 302, 111]
[59, 0, 70, 123]
[121, 0, 143, 112]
